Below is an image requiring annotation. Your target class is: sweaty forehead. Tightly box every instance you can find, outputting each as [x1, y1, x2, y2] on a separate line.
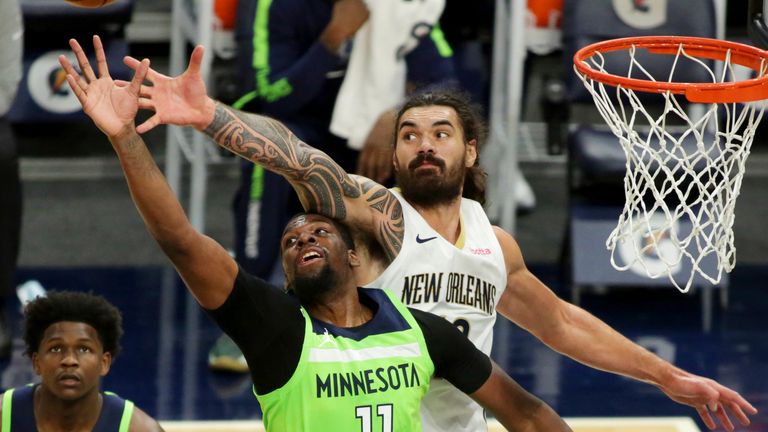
[399, 106, 459, 127]
[283, 214, 333, 234]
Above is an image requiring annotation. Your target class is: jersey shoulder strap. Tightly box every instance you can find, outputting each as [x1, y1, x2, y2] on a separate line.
[94, 391, 135, 432]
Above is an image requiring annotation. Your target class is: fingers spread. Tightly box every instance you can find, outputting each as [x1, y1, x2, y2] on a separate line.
[129, 59, 150, 96]
[124, 56, 163, 82]
[136, 113, 161, 134]
[138, 97, 155, 111]
[726, 400, 753, 425]
[65, 75, 87, 107]
[712, 404, 735, 432]
[69, 38, 97, 82]
[58, 55, 86, 89]
[123, 55, 142, 69]
[696, 406, 716, 430]
[138, 84, 154, 98]
[92, 35, 110, 78]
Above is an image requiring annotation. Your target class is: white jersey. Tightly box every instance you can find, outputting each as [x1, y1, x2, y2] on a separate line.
[365, 190, 507, 432]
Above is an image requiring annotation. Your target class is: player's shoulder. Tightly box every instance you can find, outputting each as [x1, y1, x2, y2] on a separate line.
[129, 405, 164, 432]
[492, 225, 513, 243]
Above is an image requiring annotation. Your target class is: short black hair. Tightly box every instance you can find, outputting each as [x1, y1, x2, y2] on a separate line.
[23, 290, 123, 359]
[284, 213, 356, 251]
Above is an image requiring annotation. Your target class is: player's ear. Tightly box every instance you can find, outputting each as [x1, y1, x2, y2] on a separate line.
[465, 139, 478, 167]
[348, 249, 360, 267]
[100, 352, 112, 377]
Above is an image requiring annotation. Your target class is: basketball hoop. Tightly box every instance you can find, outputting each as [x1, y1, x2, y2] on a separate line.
[573, 36, 768, 292]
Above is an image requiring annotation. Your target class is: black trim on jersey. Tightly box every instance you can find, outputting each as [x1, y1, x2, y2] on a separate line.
[310, 288, 411, 341]
[207, 266, 492, 396]
[408, 308, 492, 395]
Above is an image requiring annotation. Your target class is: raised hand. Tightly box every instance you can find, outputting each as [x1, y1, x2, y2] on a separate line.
[122, 46, 216, 133]
[59, 36, 149, 139]
[356, 110, 395, 183]
[659, 369, 757, 431]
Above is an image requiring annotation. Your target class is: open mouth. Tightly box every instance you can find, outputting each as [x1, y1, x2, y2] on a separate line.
[299, 249, 323, 265]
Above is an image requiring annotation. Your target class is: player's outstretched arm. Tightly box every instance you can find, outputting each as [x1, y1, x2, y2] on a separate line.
[471, 362, 572, 432]
[492, 227, 757, 431]
[59, 36, 237, 310]
[121, 48, 404, 261]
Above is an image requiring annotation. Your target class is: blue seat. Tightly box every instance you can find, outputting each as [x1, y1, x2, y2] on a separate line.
[8, 0, 134, 123]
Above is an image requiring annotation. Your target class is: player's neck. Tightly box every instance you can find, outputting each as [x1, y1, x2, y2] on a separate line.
[412, 198, 463, 244]
[35, 385, 102, 432]
[308, 285, 373, 328]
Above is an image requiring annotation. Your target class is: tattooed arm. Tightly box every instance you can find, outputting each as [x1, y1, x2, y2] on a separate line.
[125, 46, 405, 261]
[206, 103, 404, 260]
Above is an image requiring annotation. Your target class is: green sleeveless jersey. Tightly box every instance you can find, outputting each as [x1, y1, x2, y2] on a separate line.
[256, 288, 435, 431]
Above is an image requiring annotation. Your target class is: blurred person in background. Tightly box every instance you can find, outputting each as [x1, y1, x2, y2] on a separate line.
[0, 0, 24, 359]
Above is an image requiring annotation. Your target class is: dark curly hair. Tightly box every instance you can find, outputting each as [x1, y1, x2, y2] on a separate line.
[23, 290, 123, 359]
[394, 88, 489, 205]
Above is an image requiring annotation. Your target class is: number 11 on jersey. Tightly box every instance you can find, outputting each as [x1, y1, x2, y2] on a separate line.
[355, 404, 393, 432]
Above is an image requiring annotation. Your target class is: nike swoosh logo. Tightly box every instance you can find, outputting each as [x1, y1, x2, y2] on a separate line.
[416, 234, 438, 244]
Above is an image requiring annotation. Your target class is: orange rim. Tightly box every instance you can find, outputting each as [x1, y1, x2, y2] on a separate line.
[574, 36, 768, 103]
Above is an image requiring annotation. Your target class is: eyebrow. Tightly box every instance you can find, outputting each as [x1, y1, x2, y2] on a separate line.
[42, 337, 97, 344]
[398, 120, 417, 131]
[282, 221, 333, 239]
[398, 119, 455, 131]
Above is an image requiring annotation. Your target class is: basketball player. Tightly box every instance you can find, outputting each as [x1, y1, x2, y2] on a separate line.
[0, 291, 163, 431]
[58, 37, 571, 431]
[64, 36, 756, 431]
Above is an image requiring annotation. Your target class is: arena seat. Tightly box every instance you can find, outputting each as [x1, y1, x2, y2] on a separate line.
[8, 0, 134, 123]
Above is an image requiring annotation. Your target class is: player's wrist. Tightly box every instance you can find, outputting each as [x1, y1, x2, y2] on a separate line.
[195, 97, 218, 131]
[650, 359, 681, 388]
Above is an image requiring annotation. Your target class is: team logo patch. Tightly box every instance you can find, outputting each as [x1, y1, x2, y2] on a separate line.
[27, 51, 82, 114]
[612, 0, 667, 29]
[415, 234, 437, 244]
[470, 248, 491, 256]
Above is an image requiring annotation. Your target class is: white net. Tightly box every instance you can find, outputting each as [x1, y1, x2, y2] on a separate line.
[575, 42, 767, 292]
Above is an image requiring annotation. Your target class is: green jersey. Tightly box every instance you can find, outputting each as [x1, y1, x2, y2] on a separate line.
[256, 288, 435, 431]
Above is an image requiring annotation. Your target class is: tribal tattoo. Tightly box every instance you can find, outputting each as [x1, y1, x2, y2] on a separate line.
[204, 104, 404, 259]
[204, 104, 357, 218]
[353, 177, 404, 261]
